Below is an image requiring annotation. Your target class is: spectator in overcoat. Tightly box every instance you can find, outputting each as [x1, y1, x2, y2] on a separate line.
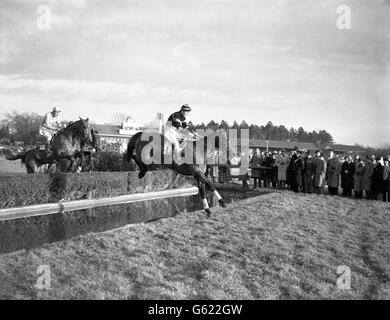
[353, 157, 365, 199]
[290, 150, 304, 193]
[261, 152, 274, 188]
[275, 150, 288, 188]
[303, 151, 315, 193]
[250, 148, 262, 189]
[287, 147, 298, 190]
[287, 149, 297, 191]
[362, 156, 376, 199]
[326, 150, 341, 196]
[371, 156, 384, 200]
[382, 157, 389, 202]
[341, 155, 355, 197]
[314, 151, 327, 194]
[271, 151, 279, 187]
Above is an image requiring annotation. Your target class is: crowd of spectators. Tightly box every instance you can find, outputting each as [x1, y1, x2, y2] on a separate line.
[209, 147, 390, 202]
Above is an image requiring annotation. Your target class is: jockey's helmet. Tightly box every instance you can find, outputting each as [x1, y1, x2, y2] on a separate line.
[180, 104, 191, 112]
[52, 106, 61, 114]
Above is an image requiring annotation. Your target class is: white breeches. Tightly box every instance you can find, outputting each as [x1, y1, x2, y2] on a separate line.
[164, 125, 181, 154]
[39, 127, 55, 143]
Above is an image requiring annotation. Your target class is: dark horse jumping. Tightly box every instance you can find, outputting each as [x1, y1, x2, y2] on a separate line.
[126, 129, 229, 216]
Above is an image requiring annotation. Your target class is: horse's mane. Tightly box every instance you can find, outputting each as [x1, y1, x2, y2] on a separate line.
[63, 119, 82, 131]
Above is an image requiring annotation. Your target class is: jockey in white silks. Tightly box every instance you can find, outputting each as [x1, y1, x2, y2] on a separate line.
[164, 104, 195, 165]
[39, 106, 63, 151]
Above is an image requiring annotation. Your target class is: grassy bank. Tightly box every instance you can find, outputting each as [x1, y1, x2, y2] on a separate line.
[0, 191, 389, 299]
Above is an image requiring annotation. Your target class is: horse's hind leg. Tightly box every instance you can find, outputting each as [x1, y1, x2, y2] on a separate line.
[198, 181, 211, 216]
[194, 170, 227, 208]
[132, 155, 148, 179]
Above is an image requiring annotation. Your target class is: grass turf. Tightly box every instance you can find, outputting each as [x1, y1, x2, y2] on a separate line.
[0, 155, 25, 173]
[0, 191, 388, 299]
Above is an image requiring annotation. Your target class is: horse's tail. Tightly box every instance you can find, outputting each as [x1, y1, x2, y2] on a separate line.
[125, 131, 143, 163]
[6, 150, 28, 164]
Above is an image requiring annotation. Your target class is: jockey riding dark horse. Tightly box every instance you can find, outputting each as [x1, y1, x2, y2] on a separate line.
[126, 105, 228, 216]
[164, 104, 196, 166]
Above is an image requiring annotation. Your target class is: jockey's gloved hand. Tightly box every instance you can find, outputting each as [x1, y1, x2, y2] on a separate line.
[188, 128, 196, 137]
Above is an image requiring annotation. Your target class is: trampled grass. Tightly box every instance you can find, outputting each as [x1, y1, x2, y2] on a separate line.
[0, 155, 25, 173]
[0, 191, 389, 299]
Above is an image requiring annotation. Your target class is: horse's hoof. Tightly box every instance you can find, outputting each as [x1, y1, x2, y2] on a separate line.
[138, 171, 146, 179]
[218, 199, 227, 208]
[205, 208, 212, 217]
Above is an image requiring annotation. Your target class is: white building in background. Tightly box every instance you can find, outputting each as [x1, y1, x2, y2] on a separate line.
[91, 116, 161, 152]
[92, 117, 142, 152]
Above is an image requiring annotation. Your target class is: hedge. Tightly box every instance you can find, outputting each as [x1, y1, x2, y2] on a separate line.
[0, 170, 186, 208]
[0, 192, 198, 254]
[0, 174, 51, 207]
[92, 151, 136, 172]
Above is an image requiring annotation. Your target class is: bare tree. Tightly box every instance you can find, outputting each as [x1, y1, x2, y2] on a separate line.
[143, 120, 160, 130]
[111, 113, 133, 125]
[5, 111, 43, 145]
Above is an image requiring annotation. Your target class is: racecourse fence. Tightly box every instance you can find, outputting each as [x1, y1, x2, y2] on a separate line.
[0, 186, 199, 221]
[0, 170, 194, 221]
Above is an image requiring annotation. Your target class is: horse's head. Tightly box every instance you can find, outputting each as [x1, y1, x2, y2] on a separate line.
[78, 117, 93, 144]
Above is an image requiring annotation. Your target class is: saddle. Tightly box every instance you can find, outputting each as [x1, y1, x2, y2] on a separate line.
[163, 138, 186, 155]
[39, 129, 62, 152]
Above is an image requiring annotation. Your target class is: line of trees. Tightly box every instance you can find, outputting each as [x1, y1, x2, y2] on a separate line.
[0, 113, 335, 149]
[189, 120, 335, 149]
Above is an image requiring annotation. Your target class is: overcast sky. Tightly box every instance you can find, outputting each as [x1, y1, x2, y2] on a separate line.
[0, 0, 389, 147]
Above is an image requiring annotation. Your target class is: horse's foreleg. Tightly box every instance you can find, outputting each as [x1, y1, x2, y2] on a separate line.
[194, 170, 227, 208]
[69, 156, 77, 172]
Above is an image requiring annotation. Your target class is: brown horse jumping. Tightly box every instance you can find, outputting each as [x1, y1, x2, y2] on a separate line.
[50, 118, 92, 172]
[6, 126, 99, 174]
[6, 148, 55, 173]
